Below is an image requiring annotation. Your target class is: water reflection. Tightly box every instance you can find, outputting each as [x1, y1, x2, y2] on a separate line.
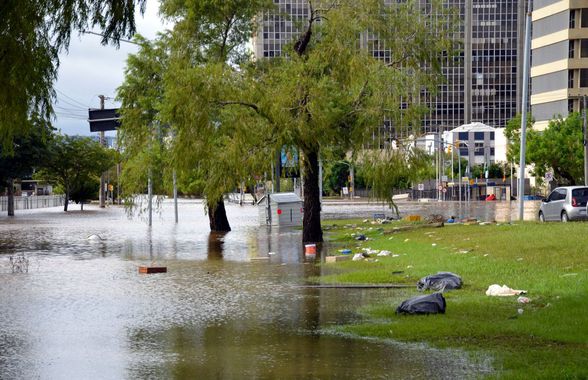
[0, 201, 492, 379]
[207, 232, 225, 260]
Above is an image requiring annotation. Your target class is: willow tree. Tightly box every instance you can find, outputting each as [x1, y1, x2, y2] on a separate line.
[361, 144, 432, 217]
[247, 0, 456, 242]
[0, 0, 146, 148]
[117, 34, 172, 218]
[155, 0, 274, 231]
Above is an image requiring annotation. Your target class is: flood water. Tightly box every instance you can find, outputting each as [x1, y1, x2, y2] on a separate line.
[0, 199, 521, 379]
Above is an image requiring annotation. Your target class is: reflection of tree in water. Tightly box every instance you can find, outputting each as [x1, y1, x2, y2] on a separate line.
[207, 232, 226, 260]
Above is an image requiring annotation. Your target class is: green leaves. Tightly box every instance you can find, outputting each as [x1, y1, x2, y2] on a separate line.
[0, 0, 144, 148]
[507, 113, 585, 185]
[36, 134, 114, 207]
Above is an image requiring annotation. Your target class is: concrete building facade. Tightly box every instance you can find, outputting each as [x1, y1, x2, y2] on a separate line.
[531, 0, 588, 131]
[252, 0, 527, 140]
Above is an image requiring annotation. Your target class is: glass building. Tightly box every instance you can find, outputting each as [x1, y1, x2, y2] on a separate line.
[252, 1, 527, 136]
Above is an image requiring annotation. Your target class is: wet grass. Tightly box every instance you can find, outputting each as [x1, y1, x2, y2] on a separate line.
[321, 220, 588, 379]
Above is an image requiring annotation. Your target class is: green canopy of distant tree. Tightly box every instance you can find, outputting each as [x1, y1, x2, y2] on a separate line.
[36, 135, 114, 211]
[0, 121, 52, 215]
[506, 113, 584, 186]
[0, 0, 145, 147]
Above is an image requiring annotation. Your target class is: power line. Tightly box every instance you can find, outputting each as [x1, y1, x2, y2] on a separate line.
[55, 88, 89, 108]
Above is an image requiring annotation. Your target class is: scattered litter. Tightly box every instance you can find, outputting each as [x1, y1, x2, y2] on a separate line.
[352, 253, 364, 261]
[363, 219, 369, 223]
[377, 250, 391, 257]
[483, 254, 489, 257]
[339, 249, 352, 255]
[517, 308, 524, 315]
[561, 273, 578, 277]
[431, 243, 437, 247]
[268, 252, 276, 256]
[404, 238, 409, 242]
[417, 272, 462, 292]
[87, 234, 104, 241]
[392, 254, 400, 257]
[391, 271, 404, 275]
[388, 237, 394, 240]
[485, 284, 527, 296]
[355, 234, 367, 241]
[458, 250, 469, 254]
[396, 293, 446, 315]
[406, 265, 413, 269]
[516, 258, 523, 261]
[517, 296, 531, 304]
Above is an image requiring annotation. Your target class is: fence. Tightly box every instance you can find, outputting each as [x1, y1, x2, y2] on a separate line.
[0, 195, 65, 211]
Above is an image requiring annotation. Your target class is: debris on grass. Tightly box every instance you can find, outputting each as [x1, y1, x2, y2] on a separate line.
[396, 293, 446, 315]
[352, 253, 364, 261]
[486, 284, 527, 296]
[417, 272, 463, 292]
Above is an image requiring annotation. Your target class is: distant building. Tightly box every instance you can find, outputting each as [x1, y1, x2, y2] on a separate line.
[252, 1, 528, 138]
[90, 135, 117, 149]
[531, 1, 588, 130]
[446, 122, 498, 168]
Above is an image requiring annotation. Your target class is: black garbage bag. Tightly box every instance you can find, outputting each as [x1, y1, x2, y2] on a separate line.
[396, 293, 446, 315]
[417, 272, 462, 292]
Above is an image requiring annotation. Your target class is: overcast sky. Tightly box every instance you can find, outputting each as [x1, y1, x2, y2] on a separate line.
[53, 1, 168, 137]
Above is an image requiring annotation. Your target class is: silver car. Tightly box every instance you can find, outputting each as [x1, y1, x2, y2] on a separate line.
[539, 186, 588, 222]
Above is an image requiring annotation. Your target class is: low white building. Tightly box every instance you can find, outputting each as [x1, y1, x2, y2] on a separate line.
[444, 122, 507, 168]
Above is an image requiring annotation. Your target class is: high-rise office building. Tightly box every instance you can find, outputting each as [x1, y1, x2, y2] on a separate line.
[531, 1, 588, 130]
[252, 1, 527, 138]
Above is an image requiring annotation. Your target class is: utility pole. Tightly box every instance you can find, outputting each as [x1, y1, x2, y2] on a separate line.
[173, 169, 178, 223]
[582, 95, 588, 186]
[275, 149, 281, 193]
[518, 2, 532, 221]
[98, 95, 106, 208]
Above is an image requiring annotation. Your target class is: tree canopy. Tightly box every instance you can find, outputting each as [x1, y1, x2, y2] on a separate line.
[0, 0, 145, 147]
[505, 113, 585, 186]
[117, 0, 457, 240]
[36, 135, 114, 211]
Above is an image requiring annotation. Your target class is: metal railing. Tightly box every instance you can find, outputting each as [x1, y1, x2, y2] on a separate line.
[0, 195, 65, 211]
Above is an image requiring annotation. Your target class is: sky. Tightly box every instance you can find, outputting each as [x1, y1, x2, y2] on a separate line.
[53, 1, 169, 137]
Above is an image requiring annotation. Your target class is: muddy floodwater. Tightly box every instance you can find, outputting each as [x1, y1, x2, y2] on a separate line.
[0, 199, 527, 379]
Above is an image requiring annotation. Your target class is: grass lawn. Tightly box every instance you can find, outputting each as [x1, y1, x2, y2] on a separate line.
[320, 220, 588, 379]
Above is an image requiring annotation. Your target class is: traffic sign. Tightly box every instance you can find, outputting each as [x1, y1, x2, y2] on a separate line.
[545, 172, 554, 182]
[417, 183, 425, 191]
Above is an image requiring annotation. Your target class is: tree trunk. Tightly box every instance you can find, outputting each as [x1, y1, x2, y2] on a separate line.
[81, 202, 84, 211]
[207, 198, 231, 232]
[302, 148, 323, 243]
[63, 190, 69, 212]
[7, 178, 14, 216]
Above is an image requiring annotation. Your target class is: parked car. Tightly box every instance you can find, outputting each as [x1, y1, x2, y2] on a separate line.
[538, 186, 588, 222]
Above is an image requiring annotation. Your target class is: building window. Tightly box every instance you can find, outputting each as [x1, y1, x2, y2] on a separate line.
[570, 40, 575, 58]
[581, 69, 588, 87]
[571, 9, 577, 28]
[569, 70, 575, 88]
[582, 9, 588, 28]
[581, 39, 588, 57]
[458, 132, 468, 141]
[474, 132, 484, 140]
